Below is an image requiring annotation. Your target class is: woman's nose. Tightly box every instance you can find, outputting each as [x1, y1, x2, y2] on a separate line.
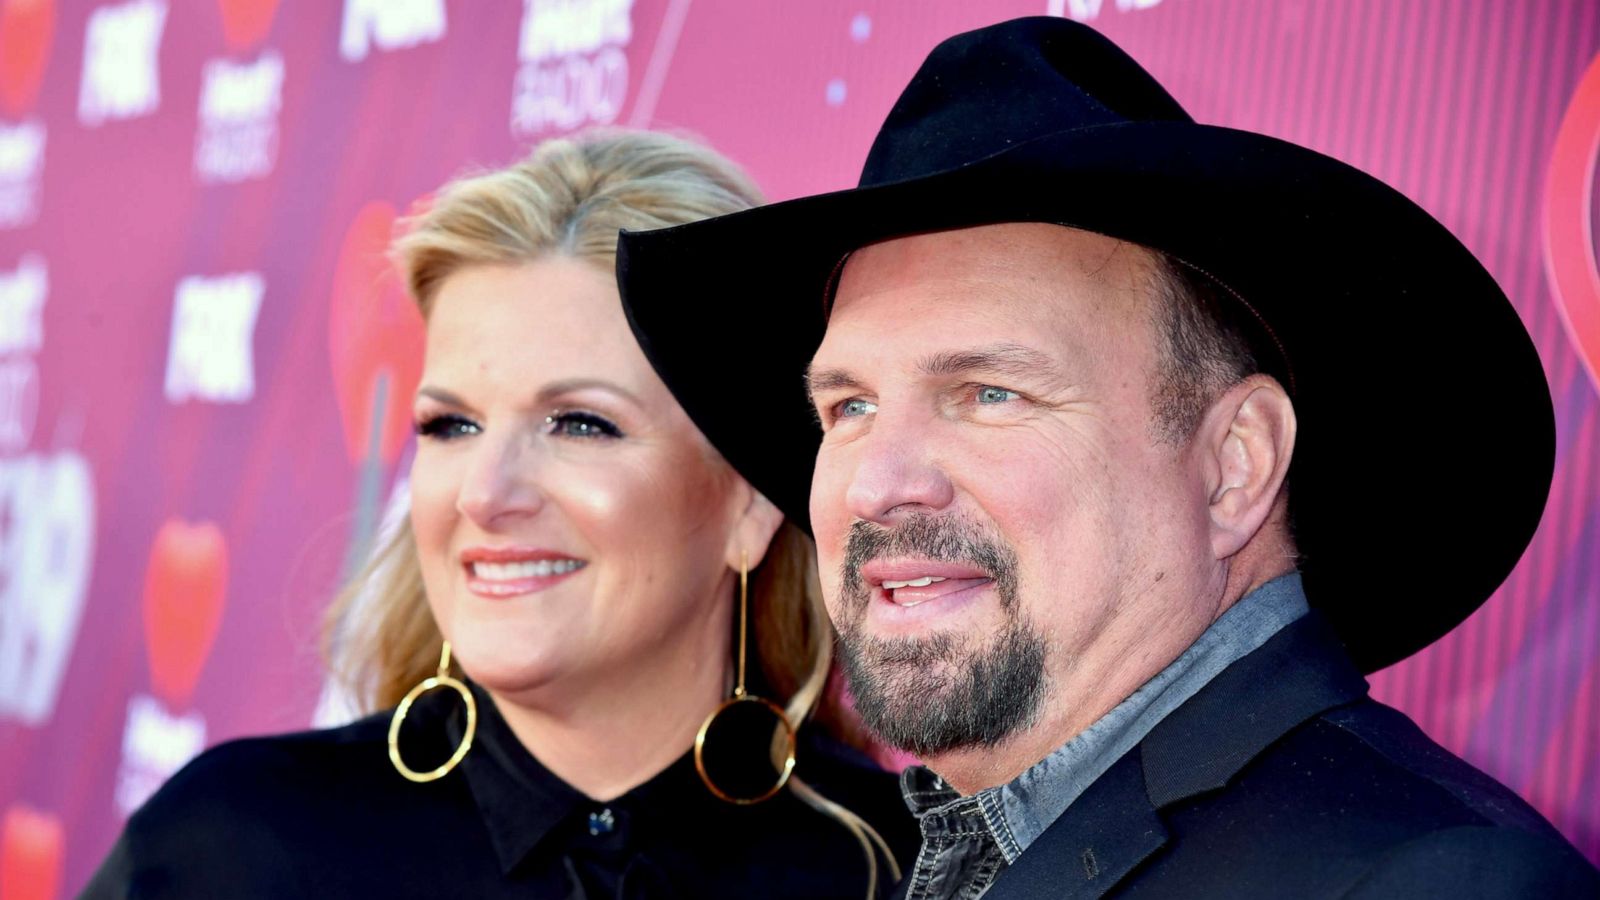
[455, 432, 544, 528]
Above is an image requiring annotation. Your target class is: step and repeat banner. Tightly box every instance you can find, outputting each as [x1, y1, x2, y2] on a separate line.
[0, 0, 1596, 894]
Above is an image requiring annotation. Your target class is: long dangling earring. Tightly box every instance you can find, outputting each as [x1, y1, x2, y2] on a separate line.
[388, 640, 478, 783]
[694, 551, 798, 804]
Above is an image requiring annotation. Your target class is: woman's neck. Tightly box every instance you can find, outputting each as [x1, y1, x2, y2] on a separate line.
[487, 585, 736, 801]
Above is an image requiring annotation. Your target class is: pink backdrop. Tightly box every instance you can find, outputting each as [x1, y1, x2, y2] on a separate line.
[0, 1, 1597, 895]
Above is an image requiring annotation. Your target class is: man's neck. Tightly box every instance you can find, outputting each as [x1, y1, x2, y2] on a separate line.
[928, 556, 1298, 796]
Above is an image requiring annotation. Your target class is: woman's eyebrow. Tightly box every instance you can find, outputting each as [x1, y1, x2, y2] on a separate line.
[416, 385, 467, 407]
[416, 379, 644, 410]
[537, 377, 644, 407]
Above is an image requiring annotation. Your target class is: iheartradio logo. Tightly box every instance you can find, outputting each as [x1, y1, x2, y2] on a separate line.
[116, 519, 227, 815]
[0, 119, 44, 229]
[338, 0, 445, 63]
[141, 520, 228, 709]
[0, 252, 45, 356]
[216, 0, 278, 52]
[327, 201, 424, 574]
[510, 0, 633, 137]
[0, 804, 63, 900]
[326, 202, 423, 468]
[0, 252, 45, 451]
[77, 0, 168, 127]
[1047, 0, 1164, 22]
[0, 451, 96, 727]
[0, 0, 56, 117]
[1544, 53, 1600, 396]
[194, 51, 283, 184]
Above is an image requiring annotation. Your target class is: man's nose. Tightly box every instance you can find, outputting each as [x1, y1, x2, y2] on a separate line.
[843, 410, 955, 525]
[456, 431, 544, 528]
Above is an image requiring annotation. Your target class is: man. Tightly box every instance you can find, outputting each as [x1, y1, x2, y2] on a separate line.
[618, 17, 1599, 899]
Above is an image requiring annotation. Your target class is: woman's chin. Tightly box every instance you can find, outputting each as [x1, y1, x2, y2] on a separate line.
[451, 640, 566, 700]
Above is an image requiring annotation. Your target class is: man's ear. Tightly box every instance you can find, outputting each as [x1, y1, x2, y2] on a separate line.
[724, 480, 786, 572]
[1196, 374, 1297, 561]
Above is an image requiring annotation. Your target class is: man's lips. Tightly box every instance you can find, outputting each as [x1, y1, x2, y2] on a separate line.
[460, 546, 586, 598]
[879, 577, 992, 607]
[859, 559, 994, 608]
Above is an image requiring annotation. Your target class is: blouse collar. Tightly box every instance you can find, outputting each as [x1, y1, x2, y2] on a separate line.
[446, 682, 717, 876]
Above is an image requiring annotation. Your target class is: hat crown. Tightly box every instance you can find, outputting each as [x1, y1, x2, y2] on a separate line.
[860, 16, 1193, 188]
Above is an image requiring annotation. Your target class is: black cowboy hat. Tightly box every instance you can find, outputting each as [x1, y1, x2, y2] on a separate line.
[616, 17, 1554, 673]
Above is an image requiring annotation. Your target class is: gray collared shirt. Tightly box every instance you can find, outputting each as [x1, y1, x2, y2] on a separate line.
[899, 574, 1311, 900]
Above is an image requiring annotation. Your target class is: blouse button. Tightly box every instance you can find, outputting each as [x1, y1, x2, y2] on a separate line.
[587, 807, 616, 836]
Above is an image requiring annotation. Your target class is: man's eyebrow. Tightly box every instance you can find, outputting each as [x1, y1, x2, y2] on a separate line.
[803, 366, 864, 404]
[916, 343, 1062, 381]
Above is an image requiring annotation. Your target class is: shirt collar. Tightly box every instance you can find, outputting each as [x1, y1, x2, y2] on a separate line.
[900, 572, 1311, 862]
[450, 683, 587, 874]
[444, 683, 718, 875]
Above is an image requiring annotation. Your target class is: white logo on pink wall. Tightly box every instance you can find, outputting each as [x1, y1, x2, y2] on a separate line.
[195, 51, 284, 184]
[0, 454, 94, 727]
[1046, 0, 1163, 21]
[77, 0, 168, 127]
[0, 120, 45, 229]
[0, 254, 45, 450]
[339, 0, 446, 62]
[163, 273, 264, 404]
[115, 695, 204, 815]
[511, 0, 633, 137]
[0, 252, 96, 730]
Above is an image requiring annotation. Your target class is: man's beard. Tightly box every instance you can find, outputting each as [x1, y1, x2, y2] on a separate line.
[835, 515, 1047, 757]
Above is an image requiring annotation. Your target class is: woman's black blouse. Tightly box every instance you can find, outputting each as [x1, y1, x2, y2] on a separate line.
[83, 684, 918, 899]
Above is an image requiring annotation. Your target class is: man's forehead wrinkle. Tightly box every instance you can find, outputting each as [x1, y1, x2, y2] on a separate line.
[915, 343, 1063, 380]
[1079, 238, 1129, 282]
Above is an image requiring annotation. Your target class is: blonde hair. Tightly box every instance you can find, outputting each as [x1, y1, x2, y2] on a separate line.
[323, 131, 898, 893]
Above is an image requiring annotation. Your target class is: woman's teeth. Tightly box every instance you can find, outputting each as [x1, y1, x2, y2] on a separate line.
[881, 576, 947, 589]
[471, 559, 585, 580]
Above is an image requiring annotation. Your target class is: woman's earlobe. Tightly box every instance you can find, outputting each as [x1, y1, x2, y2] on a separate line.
[726, 486, 785, 571]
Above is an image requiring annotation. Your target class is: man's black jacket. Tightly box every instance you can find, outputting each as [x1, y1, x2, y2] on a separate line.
[969, 613, 1598, 899]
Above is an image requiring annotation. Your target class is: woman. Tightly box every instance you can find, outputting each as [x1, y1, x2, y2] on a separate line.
[86, 132, 915, 898]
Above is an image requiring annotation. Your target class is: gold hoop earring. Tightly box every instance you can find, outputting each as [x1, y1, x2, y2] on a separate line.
[388, 641, 478, 783]
[695, 551, 798, 804]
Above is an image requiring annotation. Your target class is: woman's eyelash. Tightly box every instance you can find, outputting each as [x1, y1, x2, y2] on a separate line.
[544, 411, 624, 440]
[415, 413, 480, 440]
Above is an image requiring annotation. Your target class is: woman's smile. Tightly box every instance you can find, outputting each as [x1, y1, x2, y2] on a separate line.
[460, 546, 588, 598]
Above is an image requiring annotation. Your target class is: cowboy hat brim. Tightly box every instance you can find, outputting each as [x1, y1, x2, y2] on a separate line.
[618, 120, 1555, 674]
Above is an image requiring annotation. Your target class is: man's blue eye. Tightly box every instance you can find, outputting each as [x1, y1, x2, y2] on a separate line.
[977, 386, 1019, 404]
[837, 398, 877, 419]
[416, 414, 480, 440]
[545, 411, 623, 439]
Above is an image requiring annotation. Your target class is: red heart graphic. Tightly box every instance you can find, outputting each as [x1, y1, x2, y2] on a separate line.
[141, 520, 228, 709]
[1544, 52, 1600, 396]
[0, 805, 62, 900]
[0, 0, 55, 117]
[327, 201, 425, 466]
[215, 0, 278, 52]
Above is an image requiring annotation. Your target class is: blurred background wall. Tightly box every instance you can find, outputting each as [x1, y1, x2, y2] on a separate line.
[0, 0, 1596, 895]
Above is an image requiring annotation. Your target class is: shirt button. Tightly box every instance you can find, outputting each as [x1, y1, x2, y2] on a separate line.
[588, 808, 616, 836]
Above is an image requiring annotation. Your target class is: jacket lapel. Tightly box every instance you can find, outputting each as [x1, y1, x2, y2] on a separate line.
[982, 612, 1368, 900]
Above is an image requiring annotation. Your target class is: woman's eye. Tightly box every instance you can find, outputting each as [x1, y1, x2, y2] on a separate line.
[416, 414, 480, 441]
[976, 386, 1020, 405]
[545, 411, 623, 439]
[836, 398, 878, 419]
